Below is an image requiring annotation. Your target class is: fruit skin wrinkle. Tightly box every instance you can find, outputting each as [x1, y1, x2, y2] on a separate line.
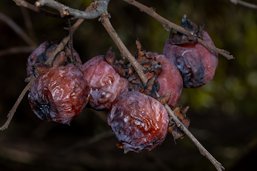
[108, 91, 169, 153]
[28, 64, 90, 124]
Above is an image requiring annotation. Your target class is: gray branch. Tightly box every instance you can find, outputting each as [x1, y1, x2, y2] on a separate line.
[35, 0, 110, 19]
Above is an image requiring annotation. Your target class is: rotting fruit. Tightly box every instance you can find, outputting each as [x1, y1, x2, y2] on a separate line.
[163, 18, 218, 88]
[108, 91, 169, 153]
[82, 55, 128, 110]
[28, 64, 90, 124]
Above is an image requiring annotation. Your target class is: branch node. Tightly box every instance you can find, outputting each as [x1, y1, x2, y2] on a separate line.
[35, 1, 41, 7]
[62, 8, 70, 16]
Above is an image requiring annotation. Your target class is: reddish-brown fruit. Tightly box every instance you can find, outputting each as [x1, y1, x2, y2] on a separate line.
[108, 91, 169, 153]
[154, 54, 183, 107]
[163, 31, 218, 88]
[82, 56, 128, 110]
[28, 64, 90, 124]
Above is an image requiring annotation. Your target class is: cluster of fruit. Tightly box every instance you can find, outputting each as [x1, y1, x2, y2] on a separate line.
[27, 19, 218, 153]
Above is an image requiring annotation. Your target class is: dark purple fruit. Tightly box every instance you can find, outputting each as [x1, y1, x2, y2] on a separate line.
[108, 91, 169, 153]
[164, 31, 218, 88]
[82, 56, 128, 110]
[28, 64, 90, 124]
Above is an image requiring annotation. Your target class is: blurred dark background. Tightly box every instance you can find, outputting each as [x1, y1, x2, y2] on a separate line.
[0, 0, 257, 171]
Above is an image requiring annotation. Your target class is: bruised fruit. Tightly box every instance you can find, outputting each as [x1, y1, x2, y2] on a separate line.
[27, 41, 52, 77]
[108, 91, 169, 152]
[163, 27, 218, 88]
[28, 64, 90, 124]
[154, 54, 183, 107]
[82, 56, 128, 110]
[27, 41, 82, 77]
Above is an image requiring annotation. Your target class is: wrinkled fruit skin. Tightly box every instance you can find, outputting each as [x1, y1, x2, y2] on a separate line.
[155, 54, 183, 107]
[164, 31, 218, 88]
[108, 91, 169, 153]
[28, 64, 90, 124]
[82, 56, 128, 110]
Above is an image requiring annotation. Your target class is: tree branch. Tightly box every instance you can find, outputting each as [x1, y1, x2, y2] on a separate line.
[0, 12, 36, 46]
[100, 11, 224, 171]
[8, 1, 225, 170]
[123, 0, 234, 60]
[35, 0, 110, 19]
[230, 0, 257, 9]
[12, 0, 39, 12]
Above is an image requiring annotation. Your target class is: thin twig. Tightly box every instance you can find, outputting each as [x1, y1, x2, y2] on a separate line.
[35, 0, 110, 19]
[100, 13, 148, 85]
[0, 78, 35, 131]
[123, 0, 234, 60]
[164, 104, 224, 171]
[100, 11, 224, 171]
[0, 46, 35, 57]
[230, 0, 257, 9]
[0, 12, 36, 46]
[13, 0, 39, 12]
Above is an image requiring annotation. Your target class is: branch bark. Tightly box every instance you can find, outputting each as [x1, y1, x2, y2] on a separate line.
[13, 0, 39, 12]
[123, 0, 234, 60]
[35, 0, 110, 19]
